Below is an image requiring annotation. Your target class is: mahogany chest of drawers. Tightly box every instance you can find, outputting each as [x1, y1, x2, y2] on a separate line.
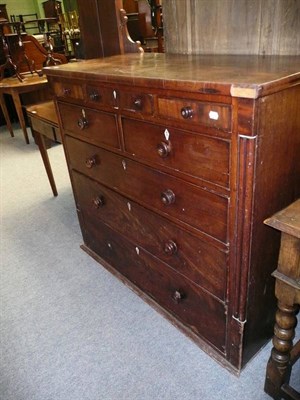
[45, 53, 300, 373]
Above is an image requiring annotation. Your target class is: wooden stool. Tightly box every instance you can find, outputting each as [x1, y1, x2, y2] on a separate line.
[264, 199, 300, 400]
[26, 100, 60, 196]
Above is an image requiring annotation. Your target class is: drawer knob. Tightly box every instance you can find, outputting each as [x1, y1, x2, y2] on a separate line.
[164, 240, 178, 255]
[161, 189, 175, 205]
[181, 106, 194, 119]
[172, 289, 185, 303]
[93, 195, 105, 209]
[77, 117, 88, 130]
[63, 88, 71, 96]
[133, 97, 142, 110]
[89, 91, 100, 101]
[157, 141, 171, 158]
[85, 156, 96, 169]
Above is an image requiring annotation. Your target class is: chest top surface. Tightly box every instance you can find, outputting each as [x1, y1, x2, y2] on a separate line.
[44, 53, 300, 99]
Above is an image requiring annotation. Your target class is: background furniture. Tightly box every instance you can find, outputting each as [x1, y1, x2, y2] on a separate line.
[26, 100, 60, 196]
[77, 0, 142, 59]
[45, 53, 300, 373]
[0, 74, 48, 143]
[264, 200, 300, 400]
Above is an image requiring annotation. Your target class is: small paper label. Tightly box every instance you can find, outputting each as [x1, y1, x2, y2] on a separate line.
[209, 110, 219, 120]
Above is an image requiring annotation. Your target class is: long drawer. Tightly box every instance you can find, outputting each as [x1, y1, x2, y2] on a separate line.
[122, 117, 230, 187]
[73, 171, 228, 300]
[58, 102, 120, 150]
[83, 217, 227, 353]
[65, 136, 228, 243]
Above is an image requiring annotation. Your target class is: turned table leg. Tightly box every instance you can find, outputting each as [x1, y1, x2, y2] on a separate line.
[264, 301, 298, 399]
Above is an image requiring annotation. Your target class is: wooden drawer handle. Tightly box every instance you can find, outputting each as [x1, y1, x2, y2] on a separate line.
[63, 88, 71, 96]
[85, 156, 97, 169]
[77, 117, 88, 130]
[93, 195, 105, 209]
[133, 97, 142, 110]
[89, 91, 100, 101]
[172, 289, 185, 303]
[157, 141, 171, 158]
[161, 189, 175, 205]
[181, 106, 194, 119]
[164, 240, 178, 255]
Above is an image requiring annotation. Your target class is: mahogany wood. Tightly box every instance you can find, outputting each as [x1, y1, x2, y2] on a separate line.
[45, 53, 300, 373]
[26, 100, 60, 196]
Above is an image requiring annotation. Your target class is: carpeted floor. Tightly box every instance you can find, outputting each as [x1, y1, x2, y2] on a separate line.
[0, 125, 299, 400]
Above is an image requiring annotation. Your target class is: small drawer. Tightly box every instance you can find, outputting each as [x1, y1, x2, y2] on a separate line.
[158, 97, 231, 131]
[83, 217, 227, 353]
[65, 137, 228, 243]
[31, 118, 56, 141]
[119, 91, 154, 115]
[52, 79, 84, 100]
[58, 102, 120, 150]
[122, 118, 230, 187]
[85, 84, 118, 108]
[73, 171, 227, 300]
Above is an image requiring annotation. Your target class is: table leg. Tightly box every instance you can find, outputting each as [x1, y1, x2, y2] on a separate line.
[11, 91, 29, 144]
[34, 130, 58, 197]
[0, 92, 14, 137]
[264, 301, 298, 399]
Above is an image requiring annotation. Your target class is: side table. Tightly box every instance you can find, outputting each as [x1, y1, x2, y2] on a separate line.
[0, 74, 48, 144]
[264, 199, 300, 400]
[26, 100, 60, 196]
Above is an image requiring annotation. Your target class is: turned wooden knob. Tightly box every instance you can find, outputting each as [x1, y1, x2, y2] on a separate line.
[85, 156, 96, 169]
[133, 97, 142, 110]
[89, 91, 100, 101]
[77, 117, 88, 130]
[164, 240, 178, 255]
[63, 88, 71, 96]
[157, 141, 171, 158]
[181, 106, 194, 119]
[172, 289, 185, 303]
[161, 189, 175, 205]
[93, 195, 105, 209]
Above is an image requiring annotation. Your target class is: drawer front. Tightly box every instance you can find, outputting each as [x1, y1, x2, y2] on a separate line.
[52, 79, 84, 100]
[31, 118, 56, 141]
[58, 102, 120, 149]
[83, 217, 227, 353]
[122, 118, 230, 187]
[158, 97, 231, 131]
[85, 84, 117, 108]
[119, 91, 154, 115]
[73, 171, 227, 300]
[65, 136, 228, 243]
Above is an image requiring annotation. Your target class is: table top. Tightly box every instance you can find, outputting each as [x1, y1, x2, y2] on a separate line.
[26, 100, 58, 127]
[44, 53, 300, 99]
[0, 74, 48, 90]
[264, 199, 300, 239]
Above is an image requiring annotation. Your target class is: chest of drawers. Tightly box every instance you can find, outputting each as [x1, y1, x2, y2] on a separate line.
[45, 53, 300, 373]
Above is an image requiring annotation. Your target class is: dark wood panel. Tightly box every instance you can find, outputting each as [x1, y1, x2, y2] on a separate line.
[73, 170, 228, 299]
[65, 135, 229, 243]
[122, 117, 230, 187]
[83, 216, 227, 352]
[59, 102, 120, 149]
